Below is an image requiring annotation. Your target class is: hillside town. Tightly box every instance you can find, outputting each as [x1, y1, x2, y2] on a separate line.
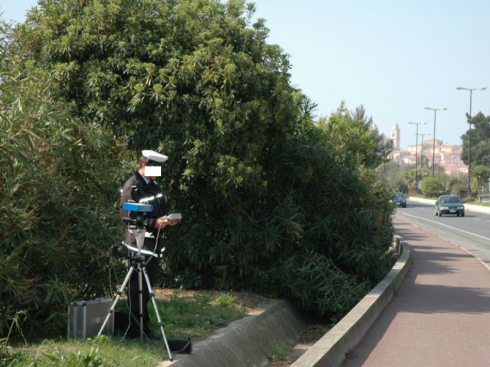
[386, 123, 468, 175]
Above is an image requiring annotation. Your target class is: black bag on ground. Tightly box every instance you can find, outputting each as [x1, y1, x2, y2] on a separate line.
[168, 336, 192, 354]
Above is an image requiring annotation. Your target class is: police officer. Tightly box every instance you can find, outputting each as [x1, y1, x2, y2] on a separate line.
[120, 150, 179, 340]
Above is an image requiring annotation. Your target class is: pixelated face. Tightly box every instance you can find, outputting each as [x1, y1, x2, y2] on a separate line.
[143, 164, 161, 180]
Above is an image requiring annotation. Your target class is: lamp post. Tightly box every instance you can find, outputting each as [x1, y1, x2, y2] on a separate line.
[424, 107, 447, 177]
[456, 86, 486, 197]
[417, 132, 431, 166]
[409, 121, 427, 192]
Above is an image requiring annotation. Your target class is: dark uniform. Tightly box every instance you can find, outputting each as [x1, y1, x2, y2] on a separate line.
[120, 170, 168, 337]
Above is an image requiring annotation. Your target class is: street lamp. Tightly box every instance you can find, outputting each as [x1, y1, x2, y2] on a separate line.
[421, 133, 431, 157]
[424, 107, 447, 177]
[456, 86, 486, 197]
[416, 132, 431, 164]
[409, 121, 427, 192]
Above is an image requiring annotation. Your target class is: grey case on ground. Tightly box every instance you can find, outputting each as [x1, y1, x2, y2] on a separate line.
[67, 298, 114, 339]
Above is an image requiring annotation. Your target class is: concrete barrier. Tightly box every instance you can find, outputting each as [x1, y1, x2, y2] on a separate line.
[158, 299, 308, 367]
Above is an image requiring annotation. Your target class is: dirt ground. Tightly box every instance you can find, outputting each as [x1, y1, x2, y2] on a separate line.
[265, 324, 329, 366]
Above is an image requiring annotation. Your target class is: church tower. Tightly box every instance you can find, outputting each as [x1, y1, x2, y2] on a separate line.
[390, 123, 400, 151]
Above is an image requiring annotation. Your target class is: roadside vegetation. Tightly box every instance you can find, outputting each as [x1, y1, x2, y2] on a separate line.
[1, 0, 396, 344]
[3, 3, 464, 367]
[10, 0, 490, 363]
[379, 159, 490, 203]
[7, 0, 490, 364]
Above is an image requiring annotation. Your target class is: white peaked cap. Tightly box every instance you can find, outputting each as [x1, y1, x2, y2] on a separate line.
[142, 150, 168, 164]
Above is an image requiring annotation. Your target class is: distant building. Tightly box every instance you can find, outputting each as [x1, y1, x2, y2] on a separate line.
[387, 132, 468, 175]
[390, 123, 400, 151]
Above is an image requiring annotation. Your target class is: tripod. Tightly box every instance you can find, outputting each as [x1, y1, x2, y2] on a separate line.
[98, 225, 173, 361]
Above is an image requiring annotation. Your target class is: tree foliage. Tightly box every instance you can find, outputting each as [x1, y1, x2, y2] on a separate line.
[321, 104, 393, 169]
[377, 161, 409, 194]
[3, 0, 395, 334]
[0, 19, 129, 336]
[421, 177, 444, 198]
[471, 165, 490, 202]
[461, 112, 490, 167]
[404, 168, 429, 191]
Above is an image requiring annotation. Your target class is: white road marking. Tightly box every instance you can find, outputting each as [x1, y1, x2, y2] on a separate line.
[399, 211, 490, 242]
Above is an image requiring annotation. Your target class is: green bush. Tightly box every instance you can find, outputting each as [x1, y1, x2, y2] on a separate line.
[3, 0, 395, 334]
[0, 28, 130, 335]
[421, 177, 445, 198]
[0, 98, 128, 335]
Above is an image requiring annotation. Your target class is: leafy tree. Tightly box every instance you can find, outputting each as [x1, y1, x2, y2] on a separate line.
[421, 177, 444, 198]
[315, 104, 393, 171]
[461, 112, 490, 167]
[404, 169, 417, 191]
[377, 161, 408, 193]
[471, 165, 490, 202]
[327, 104, 393, 168]
[447, 174, 467, 197]
[404, 168, 429, 191]
[6, 0, 395, 328]
[419, 154, 430, 169]
[0, 19, 129, 336]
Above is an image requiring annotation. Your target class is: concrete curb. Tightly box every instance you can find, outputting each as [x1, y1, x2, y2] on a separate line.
[158, 299, 308, 367]
[290, 238, 412, 367]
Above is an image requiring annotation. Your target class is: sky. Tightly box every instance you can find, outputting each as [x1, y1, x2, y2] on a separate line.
[2, 0, 490, 150]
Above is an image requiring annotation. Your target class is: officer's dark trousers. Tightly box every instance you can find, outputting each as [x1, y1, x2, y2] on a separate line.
[127, 238, 159, 336]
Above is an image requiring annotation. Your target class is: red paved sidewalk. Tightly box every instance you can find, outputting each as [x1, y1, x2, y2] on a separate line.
[342, 218, 490, 367]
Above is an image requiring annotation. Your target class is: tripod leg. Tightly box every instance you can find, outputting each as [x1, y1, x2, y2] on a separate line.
[137, 264, 144, 343]
[97, 266, 135, 337]
[142, 266, 174, 361]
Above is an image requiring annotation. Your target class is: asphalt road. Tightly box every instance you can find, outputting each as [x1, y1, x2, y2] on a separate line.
[395, 198, 490, 267]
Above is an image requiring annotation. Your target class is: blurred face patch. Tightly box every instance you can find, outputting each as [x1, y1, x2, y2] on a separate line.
[144, 166, 161, 177]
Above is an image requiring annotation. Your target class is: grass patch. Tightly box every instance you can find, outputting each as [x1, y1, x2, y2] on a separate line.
[266, 341, 290, 362]
[1, 336, 164, 367]
[1, 290, 261, 367]
[149, 292, 247, 340]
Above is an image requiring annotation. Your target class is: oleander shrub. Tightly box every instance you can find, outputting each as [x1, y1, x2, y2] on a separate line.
[0, 20, 129, 336]
[3, 0, 395, 334]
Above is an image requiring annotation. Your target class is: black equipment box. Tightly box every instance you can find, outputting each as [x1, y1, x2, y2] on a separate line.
[67, 298, 114, 339]
[169, 336, 192, 354]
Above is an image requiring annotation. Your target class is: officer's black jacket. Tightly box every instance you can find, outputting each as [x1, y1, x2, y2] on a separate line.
[120, 170, 168, 241]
